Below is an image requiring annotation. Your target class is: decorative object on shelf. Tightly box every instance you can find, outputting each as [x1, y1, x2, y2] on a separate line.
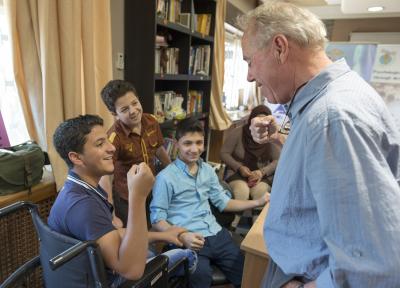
[165, 96, 186, 120]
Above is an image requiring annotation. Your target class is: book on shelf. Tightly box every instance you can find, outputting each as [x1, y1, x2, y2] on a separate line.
[189, 45, 210, 76]
[193, 14, 211, 35]
[163, 137, 179, 160]
[155, 47, 179, 74]
[156, 0, 182, 23]
[187, 90, 203, 114]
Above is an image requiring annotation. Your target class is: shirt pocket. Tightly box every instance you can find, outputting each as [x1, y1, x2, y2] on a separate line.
[146, 129, 159, 147]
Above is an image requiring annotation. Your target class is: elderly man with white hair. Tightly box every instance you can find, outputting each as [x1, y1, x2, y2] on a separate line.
[239, 1, 400, 288]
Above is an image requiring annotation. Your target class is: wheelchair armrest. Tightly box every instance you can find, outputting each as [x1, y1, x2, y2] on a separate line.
[122, 255, 169, 288]
[168, 256, 188, 275]
[49, 240, 98, 270]
[0, 256, 40, 288]
[0, 201, 37, 217]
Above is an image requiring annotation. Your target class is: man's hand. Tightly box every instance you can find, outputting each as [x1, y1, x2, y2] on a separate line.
[179, 232, 205, 251]
[250, 115, 279, 144]
[248, 170, 263, 187]
[161, 226, 187, 247]
[127, 163, 154, 199]
[239, 166, 252, 178]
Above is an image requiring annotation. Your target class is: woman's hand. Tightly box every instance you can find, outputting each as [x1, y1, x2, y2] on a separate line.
[239, 166, 252, 178]
[248, 170, 263, 187]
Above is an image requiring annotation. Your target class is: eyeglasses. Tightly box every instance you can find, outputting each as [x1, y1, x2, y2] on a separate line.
[278, 118, 291, 135]
[277, 88, 297, 136]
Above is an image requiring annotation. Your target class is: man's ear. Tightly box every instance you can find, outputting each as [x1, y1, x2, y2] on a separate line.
[68, 151, 83, 166]
[272, 34, 289, 64]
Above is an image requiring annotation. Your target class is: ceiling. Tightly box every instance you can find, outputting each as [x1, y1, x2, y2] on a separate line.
[262, 0, 400, 19]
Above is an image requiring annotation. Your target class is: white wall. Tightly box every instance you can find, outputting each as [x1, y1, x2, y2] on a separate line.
[110, 0, 124, 80]
[228, 0, 257, 13]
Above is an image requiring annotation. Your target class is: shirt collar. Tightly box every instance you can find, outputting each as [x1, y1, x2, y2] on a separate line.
[289, 58, 351, 121]
[67, 170, 106, 196]
[115, 119, 138, 137]
[174, 157, 204, 175]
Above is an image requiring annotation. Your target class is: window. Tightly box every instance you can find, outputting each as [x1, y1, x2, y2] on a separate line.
[0, 1, 30, 147]
[223, 23, 257, 120]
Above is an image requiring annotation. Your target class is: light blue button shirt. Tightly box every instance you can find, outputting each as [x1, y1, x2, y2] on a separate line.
[150, 158, 231, 237]
[265, 59, 400, 287]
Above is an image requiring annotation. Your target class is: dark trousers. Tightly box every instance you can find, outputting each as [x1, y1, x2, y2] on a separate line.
[189, 228, 244, 288]
[113, 190, 152, 229]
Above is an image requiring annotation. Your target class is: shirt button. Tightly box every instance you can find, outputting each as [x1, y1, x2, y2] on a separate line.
[287, 112, 292, 118]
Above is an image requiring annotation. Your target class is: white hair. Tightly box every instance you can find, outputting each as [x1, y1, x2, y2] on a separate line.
[237, 0, 327, 50]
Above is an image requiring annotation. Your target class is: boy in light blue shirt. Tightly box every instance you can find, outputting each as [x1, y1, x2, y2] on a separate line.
[150, 118, 269, 287]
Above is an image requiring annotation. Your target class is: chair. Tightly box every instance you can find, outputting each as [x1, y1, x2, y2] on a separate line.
[0, 201, 188, 288]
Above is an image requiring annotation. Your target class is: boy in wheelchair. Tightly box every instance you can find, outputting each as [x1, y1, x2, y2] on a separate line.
[49, 114, 196, 286]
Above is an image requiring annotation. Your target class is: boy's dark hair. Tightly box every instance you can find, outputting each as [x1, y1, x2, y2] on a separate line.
[53, 114, 103, 168]
[176, 118, 204, 140]
[101, 80, 138, 113]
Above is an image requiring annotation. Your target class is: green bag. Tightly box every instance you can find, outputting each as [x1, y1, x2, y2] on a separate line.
[0, 141, 45, 196]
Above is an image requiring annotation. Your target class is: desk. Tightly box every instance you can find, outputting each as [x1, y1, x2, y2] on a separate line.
[240, 204, 269, 288]
[0, 170, 57, 287]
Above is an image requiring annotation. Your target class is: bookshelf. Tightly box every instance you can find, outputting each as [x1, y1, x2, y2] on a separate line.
[124, 0, 216, 160]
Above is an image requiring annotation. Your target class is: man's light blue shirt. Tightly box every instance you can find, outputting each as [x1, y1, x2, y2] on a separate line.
[266, 59, 400, 287]
[150, 158, 231, 237]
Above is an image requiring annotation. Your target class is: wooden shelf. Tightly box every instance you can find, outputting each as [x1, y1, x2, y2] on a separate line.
[155, 74, 189, 81]
[156, 17, 191, 35]
[191, 31, 214, 43]
[188, 75, 211, 81]
[159, 112, 208, 129]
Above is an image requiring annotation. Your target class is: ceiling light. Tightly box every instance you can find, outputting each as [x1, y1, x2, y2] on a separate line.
[367, 6, 384, 12]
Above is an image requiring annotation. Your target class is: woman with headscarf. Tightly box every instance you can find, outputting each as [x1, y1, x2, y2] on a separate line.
[220, 105, 281, 204]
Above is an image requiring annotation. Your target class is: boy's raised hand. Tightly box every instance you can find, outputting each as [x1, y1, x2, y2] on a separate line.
[127, 162, 154, 199]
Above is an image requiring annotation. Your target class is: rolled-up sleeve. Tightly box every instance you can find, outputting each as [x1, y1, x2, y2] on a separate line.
[150, 173, 171, 224]
[307, 118, 400, 287]
[207, 167, 231, 212]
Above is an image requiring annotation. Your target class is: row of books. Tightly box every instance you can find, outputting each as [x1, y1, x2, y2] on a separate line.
[156, 0, 182, 23]
[187, 90, 203, 114]
[163, 137, 179, 160]
[155, 47, 180, 74]
[189, 45, 211, 76]
[193, 14, 212, 35]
